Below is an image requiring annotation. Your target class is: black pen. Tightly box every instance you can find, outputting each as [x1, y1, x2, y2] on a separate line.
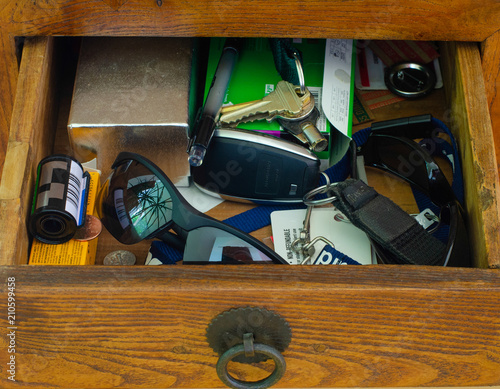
[188, 38, 240, 167]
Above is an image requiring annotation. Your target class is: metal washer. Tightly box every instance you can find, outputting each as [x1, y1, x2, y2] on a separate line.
[385, 62, 437, 99]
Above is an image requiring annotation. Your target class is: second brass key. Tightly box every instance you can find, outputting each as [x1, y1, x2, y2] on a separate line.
[218, 80, 313, 126]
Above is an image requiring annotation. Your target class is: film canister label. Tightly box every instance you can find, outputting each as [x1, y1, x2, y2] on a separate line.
[29, 155, 90, 244]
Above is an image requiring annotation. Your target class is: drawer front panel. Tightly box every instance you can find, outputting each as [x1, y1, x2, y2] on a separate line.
[1, 266, 499, 387]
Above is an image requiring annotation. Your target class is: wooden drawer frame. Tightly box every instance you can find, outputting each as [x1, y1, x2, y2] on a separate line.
[1, 1, 500, 388]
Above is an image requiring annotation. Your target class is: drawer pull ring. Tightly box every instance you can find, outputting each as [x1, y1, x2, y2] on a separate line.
[206, 307, 292, 388]
[216, 342, 286, 389]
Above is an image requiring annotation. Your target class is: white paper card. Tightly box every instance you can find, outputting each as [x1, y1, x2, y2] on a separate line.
[322, 39, 354, 137]
[271, 207, 373, 265]
[178, 184, 224, 213]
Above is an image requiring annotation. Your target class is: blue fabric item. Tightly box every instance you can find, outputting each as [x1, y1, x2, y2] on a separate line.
[148, 240, 183, 264]
[320, 149, 353, 185]
[223, 204, 304, 233]
[430, 117, 464, 206]
[312, 244, 362, 265]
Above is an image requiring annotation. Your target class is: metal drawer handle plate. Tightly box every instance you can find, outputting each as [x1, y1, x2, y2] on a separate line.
[216, 338, 286, 389]
[206, 307, 292, 389]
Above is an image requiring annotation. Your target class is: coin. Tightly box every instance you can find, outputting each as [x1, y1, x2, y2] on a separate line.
[73, 215, 103, 241]
[103, 250, 137, 266]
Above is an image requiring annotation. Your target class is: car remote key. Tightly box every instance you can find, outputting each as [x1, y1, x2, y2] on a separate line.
[190, 128, 321, 204]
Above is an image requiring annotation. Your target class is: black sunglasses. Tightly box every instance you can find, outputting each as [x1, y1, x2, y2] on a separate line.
[98, 152, 287, 264]
[355, 117, 470, 267]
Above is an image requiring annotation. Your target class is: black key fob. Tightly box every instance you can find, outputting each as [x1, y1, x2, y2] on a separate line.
[190, 128, 321, 204]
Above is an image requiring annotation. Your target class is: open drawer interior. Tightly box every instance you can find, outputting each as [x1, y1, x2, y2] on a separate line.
[1, 36, 499, 269]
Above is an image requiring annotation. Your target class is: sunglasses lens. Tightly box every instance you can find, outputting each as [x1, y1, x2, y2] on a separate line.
[183, 226, 274, 264]
[442, 203, 470, 267]
[363, 135, 452, 198]
[101, 160, 174, 244]
[378, 137, 433, 188]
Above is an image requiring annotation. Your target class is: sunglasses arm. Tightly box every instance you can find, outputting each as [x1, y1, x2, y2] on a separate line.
[156, 229, 186, 252]
[370, 114, 434, 138]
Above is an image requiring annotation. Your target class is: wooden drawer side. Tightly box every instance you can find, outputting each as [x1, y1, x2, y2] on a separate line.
[440, 42, 500, 269]
[0, 37, 58, 265]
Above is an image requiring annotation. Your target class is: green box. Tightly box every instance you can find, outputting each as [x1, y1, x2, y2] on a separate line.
[204, 38, 332, 161]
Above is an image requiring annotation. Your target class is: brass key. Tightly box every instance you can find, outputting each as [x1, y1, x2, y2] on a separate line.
[219, 80, 313, 126]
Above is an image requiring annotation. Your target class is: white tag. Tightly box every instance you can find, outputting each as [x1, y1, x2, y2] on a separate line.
[414, 208, 439, 230]
[322, 39, 354, 137]
[271, 207, 374, 265]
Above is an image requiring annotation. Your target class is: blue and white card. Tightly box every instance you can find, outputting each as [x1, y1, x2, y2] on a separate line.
[271, 207, 374, 265]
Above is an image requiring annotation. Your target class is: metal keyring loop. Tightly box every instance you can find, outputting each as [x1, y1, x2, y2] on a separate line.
[303, 177, 339, 206]
[216, 343, 286, 389]
[293, 53, 306, 96]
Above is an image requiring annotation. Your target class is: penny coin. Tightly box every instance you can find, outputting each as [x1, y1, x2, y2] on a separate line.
[73, 215, 103, 241]
[103, 250, 137, 266]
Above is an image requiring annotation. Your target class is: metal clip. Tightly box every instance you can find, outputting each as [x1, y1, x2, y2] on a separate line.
[412, 208, 440, 230]
[291, 205, 313, 254]
[291, 174, 339, 265]
[300, 236, 336, 265]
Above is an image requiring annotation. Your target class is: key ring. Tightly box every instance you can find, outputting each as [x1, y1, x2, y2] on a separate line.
[293, 52, 306, 96]
[303, 173, 338, 206]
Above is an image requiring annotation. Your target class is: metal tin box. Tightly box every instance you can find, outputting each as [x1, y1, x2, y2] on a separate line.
[68, 37, 198, 185]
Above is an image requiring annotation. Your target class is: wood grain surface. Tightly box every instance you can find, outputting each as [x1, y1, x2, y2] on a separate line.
[440, 42, 500, 269]
[481, 31, 500, 173]
[1, 0, 499, 41]
[0, 37, 59, 265]
[0, 33, 19, 182]
[0, 265, 499, 388]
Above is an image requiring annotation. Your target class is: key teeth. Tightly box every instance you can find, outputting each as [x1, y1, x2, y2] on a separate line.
[219, 101, 271, 124]
[220, 109, 277, 125]
[218, 80, 307, 125]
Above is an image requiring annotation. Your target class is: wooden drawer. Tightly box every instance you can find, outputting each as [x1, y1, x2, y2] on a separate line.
[0, 36, 499, 388]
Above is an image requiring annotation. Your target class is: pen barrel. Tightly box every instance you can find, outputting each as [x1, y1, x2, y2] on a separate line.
[189, 38, 240, 168]
[194, 114, 217, 146]
[203, 45, 239, 118]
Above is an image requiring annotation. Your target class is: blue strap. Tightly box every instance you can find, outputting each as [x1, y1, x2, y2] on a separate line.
[312, 245, 362, 265]
[148, 241, 182, 264]
[223, 204, 303, 232]
[224, 117, 463, 251]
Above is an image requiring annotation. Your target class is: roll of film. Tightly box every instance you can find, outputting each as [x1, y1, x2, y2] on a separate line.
[29, 155, 90, 244]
